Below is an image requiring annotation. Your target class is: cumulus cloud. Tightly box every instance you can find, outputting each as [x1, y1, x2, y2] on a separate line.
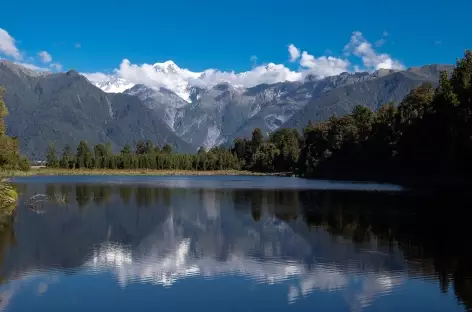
[288, 44, 301, 62]
[300, 52, 350, 77]
[0, 28, 21, 60]
[344, 31, 405, 70]
[83, 72, 111, 83]
[111, 59, 303, 100]
[192, 63, 302, 88]
[50, 63, 63, 71]
[84, 31, 405, 100]
[38, 51, 52, 63]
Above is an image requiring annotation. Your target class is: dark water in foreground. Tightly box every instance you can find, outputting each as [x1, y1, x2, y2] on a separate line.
[0, 175, 471, 311]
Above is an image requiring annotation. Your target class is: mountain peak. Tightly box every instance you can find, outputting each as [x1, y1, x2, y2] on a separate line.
[0, 60, 50, 77]
[371, 68, 399, 77]
[66, 69, 80, 76]
[153, 60, 181, 74]
[94, 76, 134, 93]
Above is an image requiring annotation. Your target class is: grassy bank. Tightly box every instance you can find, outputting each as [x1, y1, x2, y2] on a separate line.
[2, 168, 270, 179]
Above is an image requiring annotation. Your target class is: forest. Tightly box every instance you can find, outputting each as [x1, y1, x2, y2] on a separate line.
[2, 50, 472, 185]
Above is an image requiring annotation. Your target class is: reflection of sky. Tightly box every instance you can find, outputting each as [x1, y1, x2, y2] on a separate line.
[0, 180, 465, 312]
[0, 234, 465, 312]
[81, 240, 404, 307]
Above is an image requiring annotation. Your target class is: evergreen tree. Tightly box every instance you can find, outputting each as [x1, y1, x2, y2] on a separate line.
[60, 145, 72, 168]
[46, 143, 59, 168]
[0, 87, 28, 170]
[135, 140, 146, 155]
[121, 144, 132, 155]
[162, 144, 173, 154]
[251, 128, 263, 151]
[76, 140, 92, 168]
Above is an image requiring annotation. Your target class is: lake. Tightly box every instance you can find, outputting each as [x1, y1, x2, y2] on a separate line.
[0, 175, 470, 311]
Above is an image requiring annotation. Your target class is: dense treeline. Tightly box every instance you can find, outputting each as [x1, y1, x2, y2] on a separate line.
[40, 49, 472, 184]
[299, 50, 472, 183]
[46, 140, 241, 171]
[0, 87, 29, 171]
[234, 50, 472, 184]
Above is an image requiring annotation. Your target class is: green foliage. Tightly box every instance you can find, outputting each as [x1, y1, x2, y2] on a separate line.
[76, 140, 93, 169]
[46, 140, 240, 171]
[0, 183, 18, 211]
[46, 143, 59, 168]
[251, 128, 264, 151]
[121, 144, 132, 155]
[269, 128, 300, 172]
[60, 145, 75, 169]
[36, 49, 472, 183]
[295, 50, 472, 183]
[162, 144, 173, 154]
[0, 86, 29, 171]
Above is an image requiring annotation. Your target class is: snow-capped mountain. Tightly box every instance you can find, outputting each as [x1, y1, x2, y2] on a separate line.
[124, 84, 189, 130]
[89, 60, 202, 102]
[86, 61, 451, 151]
[0, 60, 452, 156]
[87, 61, 304, 104]
[94, 76, 134, 93]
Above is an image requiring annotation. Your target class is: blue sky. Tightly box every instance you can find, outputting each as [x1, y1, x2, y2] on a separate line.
[1, 0, 471, 76]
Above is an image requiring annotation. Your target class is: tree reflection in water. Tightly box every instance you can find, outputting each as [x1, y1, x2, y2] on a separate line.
[0, 183, 470, 311]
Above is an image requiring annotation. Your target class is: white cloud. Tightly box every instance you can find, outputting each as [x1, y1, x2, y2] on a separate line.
[300, 51, 350, 77]
[0, 28, 21, 60]
[83, 72, 110, 83]
[50, 63, 62, 71]
[84, 31, 405, 99]
[344, 31, 405, 70]
[108, 59, 303, 100]
[38, 51, 52, 63]
[15, 62, 49, 71]
[191, 63, 302, 88]
[288, 44, 301, 62]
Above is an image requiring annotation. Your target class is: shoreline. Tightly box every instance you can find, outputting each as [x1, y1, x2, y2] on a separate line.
[2, 168, 280, 179]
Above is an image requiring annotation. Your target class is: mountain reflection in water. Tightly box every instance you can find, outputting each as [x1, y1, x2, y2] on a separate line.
[0, 177, 470, 312]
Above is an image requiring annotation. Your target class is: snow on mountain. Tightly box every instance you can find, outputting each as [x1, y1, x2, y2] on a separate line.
[81, 62, 450, 151]
[89, 60, 202, 102]
[124, 84, 189, 130]
[94, 76, 134, 93]
[87, 60, 304, 103]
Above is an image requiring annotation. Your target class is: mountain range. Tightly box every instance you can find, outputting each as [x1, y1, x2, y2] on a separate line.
[0, 59, 453, 158]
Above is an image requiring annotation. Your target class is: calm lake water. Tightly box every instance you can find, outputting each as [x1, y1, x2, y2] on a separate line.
[1, 175, 471, 311]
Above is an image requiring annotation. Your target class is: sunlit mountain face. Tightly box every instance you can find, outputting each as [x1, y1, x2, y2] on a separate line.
[0, 178, 471, 312]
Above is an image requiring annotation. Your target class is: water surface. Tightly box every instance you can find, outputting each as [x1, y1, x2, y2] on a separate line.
[0, 176, 469, 311]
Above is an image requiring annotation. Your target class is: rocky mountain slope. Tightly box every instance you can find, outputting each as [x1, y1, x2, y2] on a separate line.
[110, 65, 451, 150]
[0, 60, 191, 158]
[0, 60, 453, 158]
[285, 65, 452, 130]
